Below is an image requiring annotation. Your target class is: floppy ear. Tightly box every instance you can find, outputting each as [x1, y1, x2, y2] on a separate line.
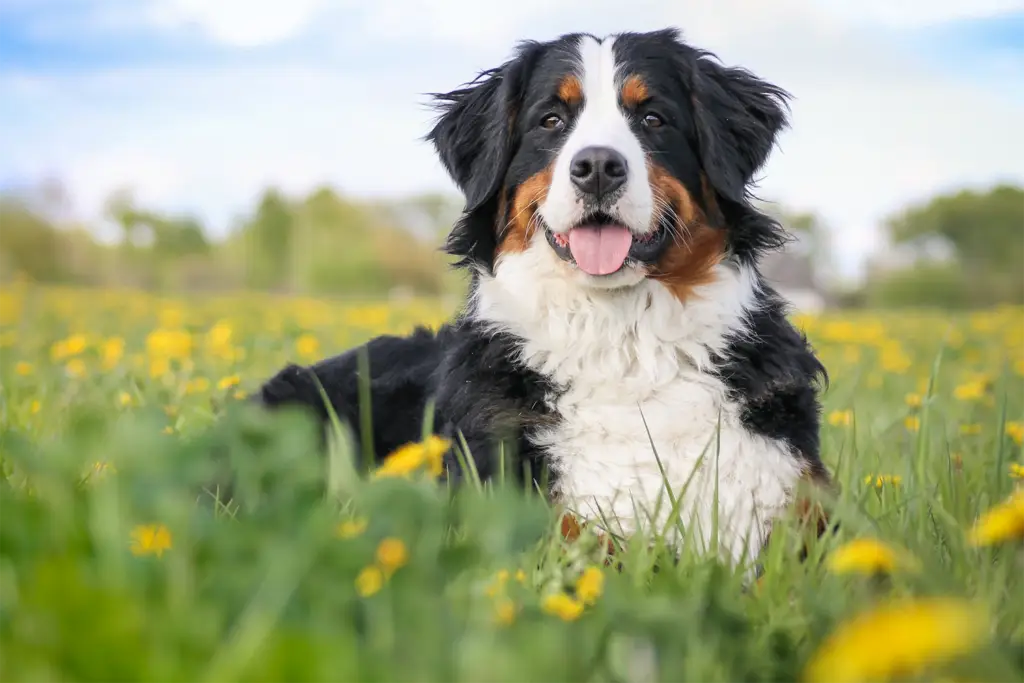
[689, 53, 791, 204]
[427, 47, 537, 271]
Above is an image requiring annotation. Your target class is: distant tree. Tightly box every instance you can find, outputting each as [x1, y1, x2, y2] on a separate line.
[0, 196, 64, 282]
[868, 184, 1024, 307]
[103, 190, 211, 289]
[887, 185, 1023, 275]
[239, 188, 294, 289]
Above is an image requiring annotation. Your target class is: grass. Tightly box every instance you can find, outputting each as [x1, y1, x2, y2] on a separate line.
[0, 282, 1022, 682]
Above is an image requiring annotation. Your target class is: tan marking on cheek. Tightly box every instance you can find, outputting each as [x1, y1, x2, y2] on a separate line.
[649, 164, 699, 224]
[497, 164, 554, 256]
[646, 162, 726, 303]
[621, 74, 648, 109]
[558, 75, 582, 106]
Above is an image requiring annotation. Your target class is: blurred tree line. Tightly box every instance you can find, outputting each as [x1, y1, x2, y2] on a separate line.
[0, 181, 465, 299]
[0, 179, 1020, 308]
[861, 184, 1023, 308]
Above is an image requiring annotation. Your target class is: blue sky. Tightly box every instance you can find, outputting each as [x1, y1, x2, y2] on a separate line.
[2, 0, 1022, 280]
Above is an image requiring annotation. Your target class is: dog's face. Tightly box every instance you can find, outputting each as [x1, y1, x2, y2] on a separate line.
[429, 29, 789, 294]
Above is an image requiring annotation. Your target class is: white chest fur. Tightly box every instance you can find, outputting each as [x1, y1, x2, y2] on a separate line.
[473, 246, 807, 567]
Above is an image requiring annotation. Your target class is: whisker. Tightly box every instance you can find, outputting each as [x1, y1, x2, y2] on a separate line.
[501, 195, 542, 237]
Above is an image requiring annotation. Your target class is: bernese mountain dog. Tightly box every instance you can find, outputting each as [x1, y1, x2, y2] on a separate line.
[257, 28, 832, 568]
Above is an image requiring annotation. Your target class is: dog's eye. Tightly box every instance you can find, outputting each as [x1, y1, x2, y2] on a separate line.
[540, 114, 564, 131]
[642, 113, 664, 129]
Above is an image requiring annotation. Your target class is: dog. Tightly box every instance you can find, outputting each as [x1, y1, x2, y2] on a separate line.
[257, 28, 832, 568]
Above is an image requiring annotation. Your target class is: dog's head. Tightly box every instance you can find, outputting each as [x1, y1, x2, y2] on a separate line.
[428, 28, 789, 294]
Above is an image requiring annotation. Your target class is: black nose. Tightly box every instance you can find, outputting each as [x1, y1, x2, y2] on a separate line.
[569, 146, 628, 198]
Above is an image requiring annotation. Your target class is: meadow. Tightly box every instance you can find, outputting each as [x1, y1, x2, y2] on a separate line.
[0, 279, 1022, 682]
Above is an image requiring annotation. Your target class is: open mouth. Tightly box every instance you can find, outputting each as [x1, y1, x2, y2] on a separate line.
[544, 211, 671, 276]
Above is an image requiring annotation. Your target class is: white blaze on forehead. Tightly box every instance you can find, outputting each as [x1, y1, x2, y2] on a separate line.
[538, 34, 654, 236]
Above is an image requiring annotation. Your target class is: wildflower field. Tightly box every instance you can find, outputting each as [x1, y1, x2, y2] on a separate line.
[1, 281, 1022, 682]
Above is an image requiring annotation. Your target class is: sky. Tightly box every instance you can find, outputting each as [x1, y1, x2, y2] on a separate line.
[2, 0, 1023, 281]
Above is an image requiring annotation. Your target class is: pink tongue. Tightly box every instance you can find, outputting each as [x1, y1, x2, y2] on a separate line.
[568, 225, 633, 275]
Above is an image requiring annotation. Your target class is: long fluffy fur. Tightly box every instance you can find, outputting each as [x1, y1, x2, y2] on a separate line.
[253, 29, 831, 569]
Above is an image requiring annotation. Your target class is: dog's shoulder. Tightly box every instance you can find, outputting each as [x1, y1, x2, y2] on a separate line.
[714, 284, 827, 463]
[433, 315, 558, 431]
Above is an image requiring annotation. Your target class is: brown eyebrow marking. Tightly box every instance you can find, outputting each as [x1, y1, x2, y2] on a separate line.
[621, 74, 648, 108]
[557, 74, 583, 106]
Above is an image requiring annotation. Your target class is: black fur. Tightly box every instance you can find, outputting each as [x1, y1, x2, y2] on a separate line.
[259, 326, 447, 457]
[253, 29, 829, 499]
[425, 39, 552, 272]
[713, 284, 830, 480]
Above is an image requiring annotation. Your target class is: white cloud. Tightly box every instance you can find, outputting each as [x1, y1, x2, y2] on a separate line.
[2, 65, 447, 229]
[817, 0, 1024, 26]
[3, 0, 1022, 281]
[145, 0, 328, 46]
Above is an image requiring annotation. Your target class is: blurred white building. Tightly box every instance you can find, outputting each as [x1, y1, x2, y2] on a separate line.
[760, 229, 828, 313]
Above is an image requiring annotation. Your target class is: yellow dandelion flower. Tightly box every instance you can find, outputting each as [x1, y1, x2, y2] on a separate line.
[14, 361, 33, 376]
[960, 423, 983, 436]
[575, 566, 605, 605]
[542, 592, 585, 621]
[149, 356, 171, 379]
[206, 321, 234, 359]
[802, 598, 989, 683]
[828, 410, 853, 427]
[130, 524, 173, 558]
[118, 391, 134, 407]
[295, 334, 321, 361]
[1009, 463, 1024, 480]
[65, 358, 87, 378]
[373, 435, 452, 479]
[968, 490, 1024, 547]
[493, 597, 517, 626]
[185, 377, 210, 394]
[30, 400, 41, 414]
[217, 375, 240, 391]
[233, 389, 247, 400]
[162, 426, 174, 435]
[145, 328, 192, 360]
[1006, 421, 1023, 446]
[485, 569, 510, 598]
[101, 337, 125, 369]
[208, 320, 233, 346]
[51, 333, 87, 361]
[826, 538, 919, 575]
[864, 474, 902, 489]
[953, 381, 986, 402]
[336, 517, 368, 539]
[376, 537, 408, 576]
[904, 393, 922, 408]
[904, 416, 920, 432]
[515, 569, 527, 583]
[344, 305, 390, 330]
[373, 446, 422, 478]
[355, 566, 384, 597]
[880, 343, 912, 374]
